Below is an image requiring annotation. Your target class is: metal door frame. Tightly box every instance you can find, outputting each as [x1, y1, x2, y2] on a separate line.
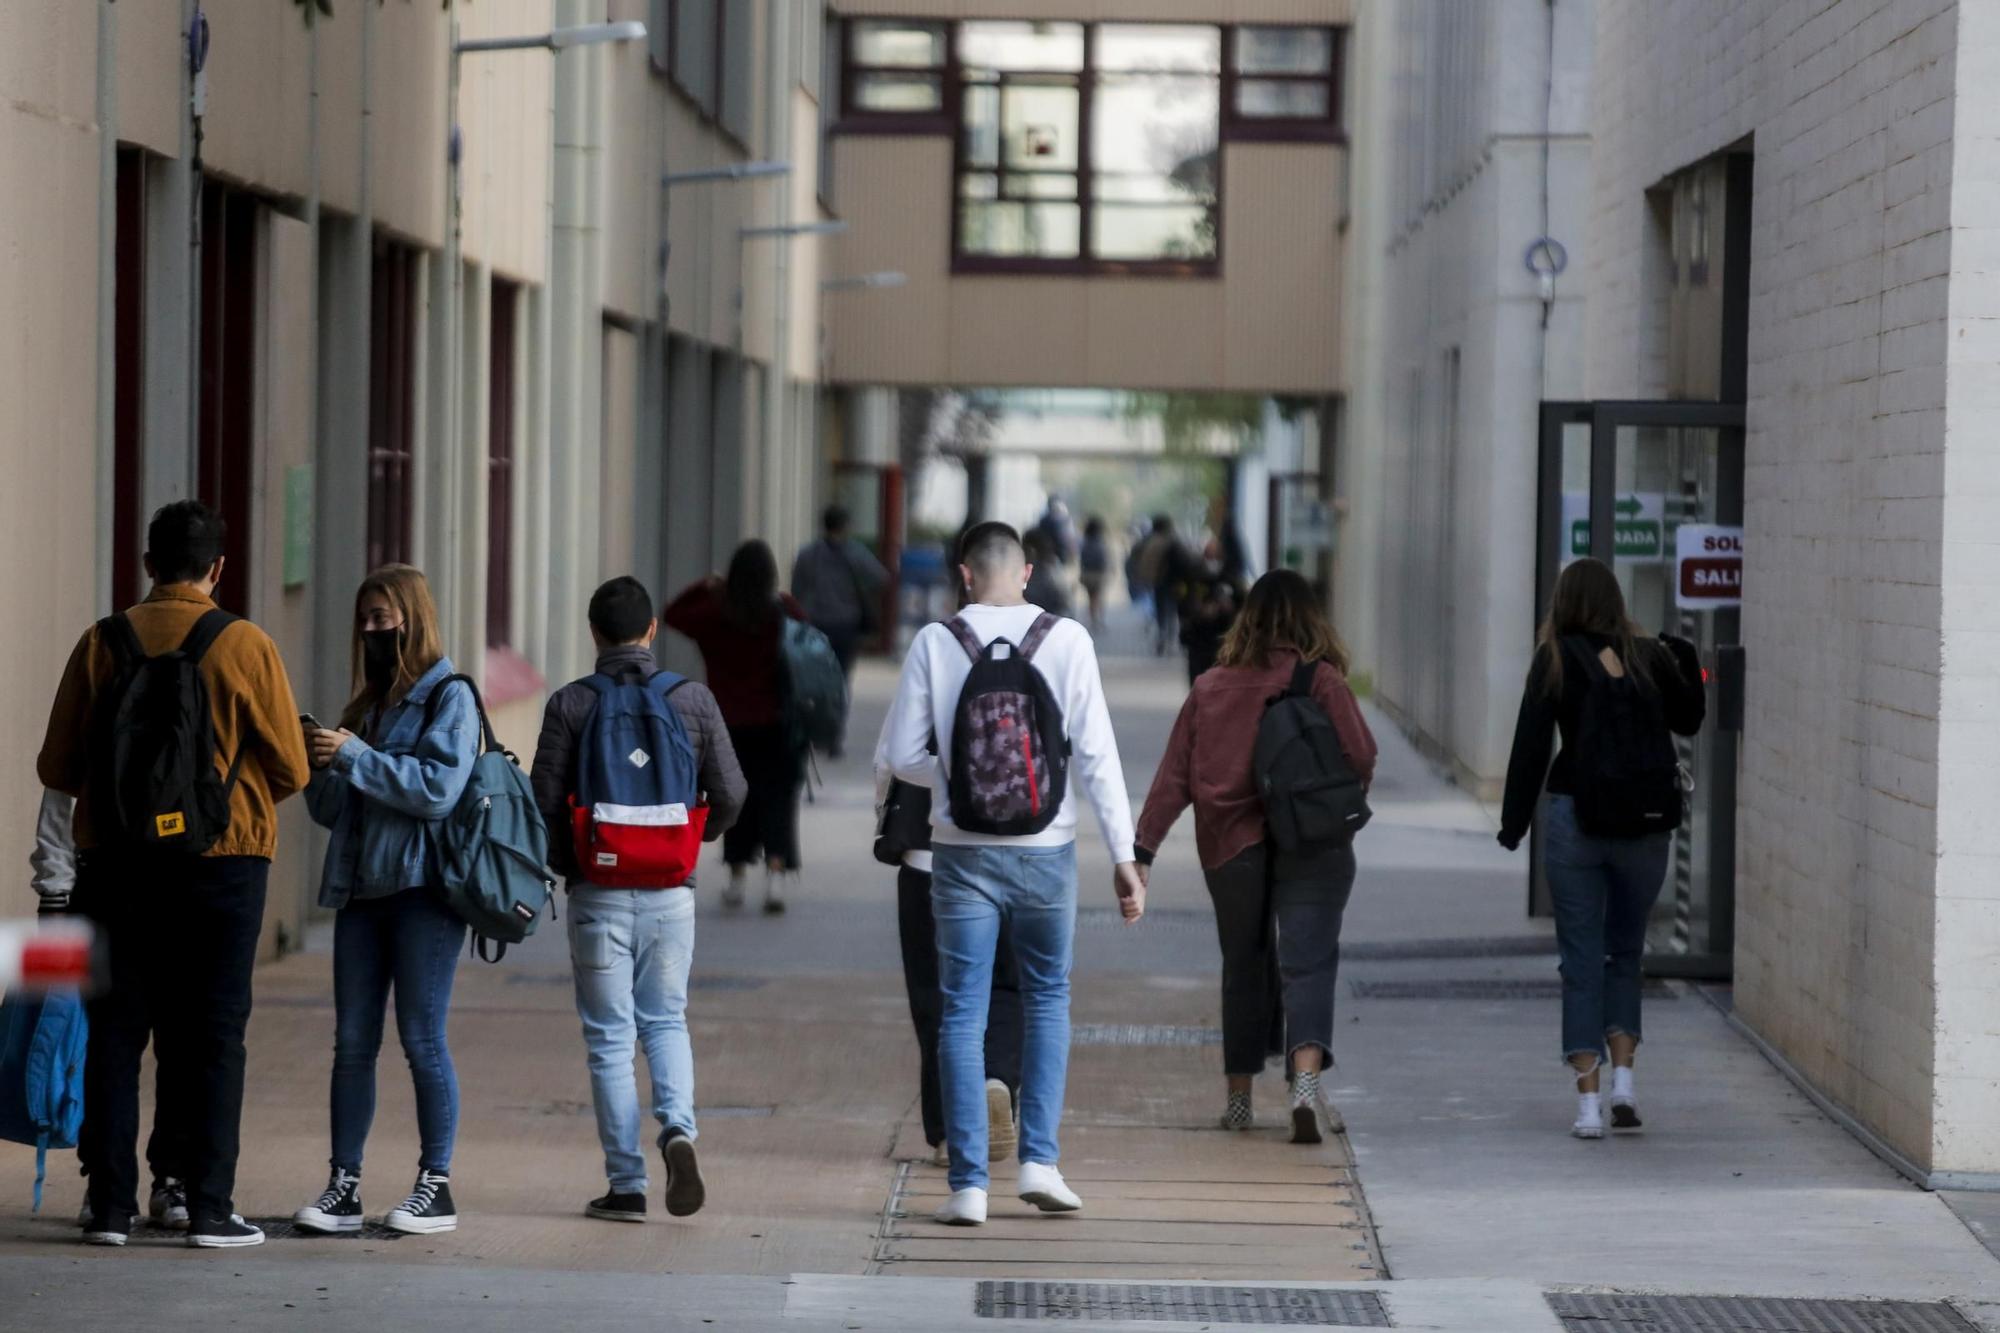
[1531, 399, 1745, 979]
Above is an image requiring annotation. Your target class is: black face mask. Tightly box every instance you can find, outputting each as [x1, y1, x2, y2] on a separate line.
[362, 628, 404, 690]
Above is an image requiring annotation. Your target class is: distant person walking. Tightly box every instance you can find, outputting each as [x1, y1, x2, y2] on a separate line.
[665, 542, 809, 915]
[531, 576, 746, 1223]
[1021, 529, 1073, 619]
[1497, 558, 1705, 1140]
[294, 565, 480, 1238]
[38, 500, 310, 1249]
[1130, 516, 1179, 654]
[1135, 570, 1375, 1142]
[1078, 517, 1111, 632]
[881, 522, 1143, 1227]
[791, 505, 889, 689]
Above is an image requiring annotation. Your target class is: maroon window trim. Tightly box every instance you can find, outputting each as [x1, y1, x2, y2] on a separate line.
[368, 238, 417, 574]
[837, 16, 951, 131]
[112, 147, 147, 609]
[196, 184, 257, 615]
[486, 280, 518, 648]
[1221, 26, 1346, 144]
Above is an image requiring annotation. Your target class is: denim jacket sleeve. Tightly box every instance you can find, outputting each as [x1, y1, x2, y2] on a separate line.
[305, 766, 352, 829]
[330, 681, 479, 820]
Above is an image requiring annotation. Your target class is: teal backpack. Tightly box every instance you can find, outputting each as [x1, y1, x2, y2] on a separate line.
[423, 676, 557, 962]
[0, 991, 87, 1211]
[778, 619, 848, 755]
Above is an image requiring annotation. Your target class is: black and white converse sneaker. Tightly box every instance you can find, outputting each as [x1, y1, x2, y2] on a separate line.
[660, 1129, 706, 1218]
[188, 1215, 265, 1249]
[149, 1177, 190, 1230]
[384, 1170, 457, 1235]
[81, 1209, 135, 1246]
[586, 1190, 647, 1223]
[294, 1168, 364, 1234]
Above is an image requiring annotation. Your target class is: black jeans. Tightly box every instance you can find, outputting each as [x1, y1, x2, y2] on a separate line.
[78, 852, 268, 1226]
[896, 864, 1023, 1147]
[1204, 843, 1357, 1074]
[723, 724, 803, 870]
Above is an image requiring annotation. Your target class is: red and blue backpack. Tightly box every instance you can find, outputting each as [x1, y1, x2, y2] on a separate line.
[569, 671, 708, 887]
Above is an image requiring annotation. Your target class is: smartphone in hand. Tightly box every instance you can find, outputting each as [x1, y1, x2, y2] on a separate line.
[299, 712, 322, 733]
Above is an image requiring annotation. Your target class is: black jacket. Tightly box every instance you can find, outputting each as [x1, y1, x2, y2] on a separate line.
[529, 645, 748, 885]
[1498, 633, 1705, 847]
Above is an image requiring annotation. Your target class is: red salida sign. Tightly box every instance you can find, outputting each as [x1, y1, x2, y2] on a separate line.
[1675, 525, 1743, 609]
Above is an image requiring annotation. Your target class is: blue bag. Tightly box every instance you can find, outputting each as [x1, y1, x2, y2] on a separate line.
[0, 991, 87, 1211]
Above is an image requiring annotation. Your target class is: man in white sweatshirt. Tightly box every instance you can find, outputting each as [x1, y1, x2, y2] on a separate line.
[882, 521, 1145, 1227]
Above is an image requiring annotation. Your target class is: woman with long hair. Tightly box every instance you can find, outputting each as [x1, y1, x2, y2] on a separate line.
[1497, 558, 1705, 1139]
[295, 565, 481, 1236]
[1134, 569, 1376, 1142]
[664, 541, 809, 914]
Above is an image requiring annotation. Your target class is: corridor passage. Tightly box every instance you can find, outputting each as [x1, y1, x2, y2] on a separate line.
[0, 647, 1995, 1330]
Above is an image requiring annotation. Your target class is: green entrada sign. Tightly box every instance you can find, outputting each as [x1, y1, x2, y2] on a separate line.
[1569, 495, 1664, 559]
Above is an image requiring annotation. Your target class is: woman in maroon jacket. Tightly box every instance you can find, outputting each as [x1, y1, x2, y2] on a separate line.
[664, 541, 808, 915]
[1135, 570, 1377, 1144]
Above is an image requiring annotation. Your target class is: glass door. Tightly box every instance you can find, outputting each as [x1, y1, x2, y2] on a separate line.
[1532, 401, 1745, 978]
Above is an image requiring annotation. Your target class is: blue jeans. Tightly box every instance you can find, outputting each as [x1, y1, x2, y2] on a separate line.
[931, 842, 1077, 1192]
[331, 887, 466, 1174]
[1543, 795, 1670, 1064]
[569, 886, 697, 1193]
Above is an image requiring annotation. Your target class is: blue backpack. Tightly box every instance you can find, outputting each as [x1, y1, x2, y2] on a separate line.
[424, 675, 558, 962]
[778, 620, 848, 755]
[571, 672, 708, 888]
[0, 991, 87, 1211]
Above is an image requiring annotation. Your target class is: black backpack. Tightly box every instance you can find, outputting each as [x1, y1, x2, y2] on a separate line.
[1254, 659, 1372, 853]
[89, 610, 244, 854]
[944, 614, 1070, 837]
[1564, 636, 1683, 838]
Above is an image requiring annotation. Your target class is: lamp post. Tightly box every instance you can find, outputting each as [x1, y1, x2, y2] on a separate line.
[443, 12, 644, 665]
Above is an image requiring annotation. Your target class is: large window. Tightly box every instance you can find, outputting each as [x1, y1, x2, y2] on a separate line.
[1225, 26, 1343, 139]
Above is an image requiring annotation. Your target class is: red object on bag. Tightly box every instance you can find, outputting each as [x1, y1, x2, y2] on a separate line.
[571, 797, 709, 889]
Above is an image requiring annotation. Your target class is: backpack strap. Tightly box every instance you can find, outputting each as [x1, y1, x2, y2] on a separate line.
[944, 616, 984, 663]
[1019, 612, 1061, 662]
[97, 612, 145, 669]
[1289, 658, 1319, 697]
[421, 673, 500, 755]
[177, 608, 241, 664]
[647, 669, 691, 700]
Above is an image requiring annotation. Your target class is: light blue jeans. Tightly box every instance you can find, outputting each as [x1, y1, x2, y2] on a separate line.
[931, 842, 1077, 1192]
[1543, 795, 1671, 1064]
[568, 887, 697, 1194]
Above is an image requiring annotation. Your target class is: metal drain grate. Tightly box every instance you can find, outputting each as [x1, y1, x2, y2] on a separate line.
[245, 1218, 409, 1242]
[1078, 907, 1212, 931]
[1547, 1293, 1977, 1332]
[1072, 1023, 1222, 1046]
[1350, 979, 1676, 1001]
[975, 1282, 1390, 1325]
[1344, 935, 1556, 960]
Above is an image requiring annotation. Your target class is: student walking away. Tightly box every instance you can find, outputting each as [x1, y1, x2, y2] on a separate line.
[874, 738, 1024, 1171]
[1078, 517, 1111, 632]
[530, 577, 746, 1223]
[1496, 557, 1704, 1140]
[1135, 570, 1376, 1143]
[1021, 529, 1073, 620]
[37, 500, 310, 1249]
[1178, 572, 1241, 684]
[292, 565, 480, 1238]
[665, 543, 810, 915]
[791, 506, 890, 694]
[1130, 516, 1177, 653]
[882, 522, 1144, 1227]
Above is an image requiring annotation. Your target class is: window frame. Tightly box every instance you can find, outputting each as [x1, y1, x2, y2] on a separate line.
[485, 279, 518, 649]
[1221, 25, 1346, 144]
[837, 16, 953, 135]
[367, 236, 418, 574]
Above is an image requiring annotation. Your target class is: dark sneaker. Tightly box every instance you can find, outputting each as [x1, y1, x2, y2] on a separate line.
[81, 1211, 135, 1246]
[661, 1130, 706, 1218]
[586, 1190, 647, 1223]
[294, 1168, 364, 1234]
[148, 1177, 190, 1230]
[188, 1215, 265, 1249]
[384, 1170, 457, 1235]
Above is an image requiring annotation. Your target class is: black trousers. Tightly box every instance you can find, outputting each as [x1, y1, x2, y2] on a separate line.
[1204, 843, 1357, 1076]
[78, 852, 268, 1226]
[723, 723, 803, 870]
[896, 865, 1023, 1147]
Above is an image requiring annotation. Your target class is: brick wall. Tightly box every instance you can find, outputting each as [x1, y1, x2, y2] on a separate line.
[1588, 0, 1963, 1170]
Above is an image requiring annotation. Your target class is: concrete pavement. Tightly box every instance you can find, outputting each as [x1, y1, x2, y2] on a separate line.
[1, 640, 1997, 1330]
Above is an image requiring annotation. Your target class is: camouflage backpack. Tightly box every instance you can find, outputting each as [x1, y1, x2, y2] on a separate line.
[943, 614, 1070, 837]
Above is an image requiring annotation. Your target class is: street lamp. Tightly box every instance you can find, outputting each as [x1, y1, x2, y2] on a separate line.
[733, 221, 850, 353]
[455, 20, 647, 54]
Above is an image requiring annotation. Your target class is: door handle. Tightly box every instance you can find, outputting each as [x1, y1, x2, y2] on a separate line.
[1715, 644, 1746, 733]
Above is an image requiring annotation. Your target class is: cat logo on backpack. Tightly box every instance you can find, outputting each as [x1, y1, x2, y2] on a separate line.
[155, 812, 187, 838]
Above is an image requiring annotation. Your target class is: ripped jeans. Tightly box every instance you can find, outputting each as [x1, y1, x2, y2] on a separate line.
[1543, 795, 1670, 1066]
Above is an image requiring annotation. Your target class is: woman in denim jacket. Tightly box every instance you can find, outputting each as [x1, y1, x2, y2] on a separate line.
[292, 565, 479, 1238]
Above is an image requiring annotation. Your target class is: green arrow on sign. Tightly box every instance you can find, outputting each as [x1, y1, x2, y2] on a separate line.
[1614, 495, 1644, 518]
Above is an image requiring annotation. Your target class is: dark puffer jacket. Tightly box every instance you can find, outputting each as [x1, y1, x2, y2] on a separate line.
[529, 645, 747, 885]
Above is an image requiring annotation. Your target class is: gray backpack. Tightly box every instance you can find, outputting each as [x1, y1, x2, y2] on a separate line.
[423, 676, 556, 962]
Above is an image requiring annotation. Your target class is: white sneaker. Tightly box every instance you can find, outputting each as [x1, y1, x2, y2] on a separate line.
[1018, 1162, 1081, 1213]
[934, 1187, 988, 1226]
[762, 871, 787, 916]
[1573, 1091, 1605, 1140]
[722, 872, 747, 911]
[1609, 1066, 1642, 1131]
[986, 1079, 1017, 1166]
[149, 1177, 190, 1231]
